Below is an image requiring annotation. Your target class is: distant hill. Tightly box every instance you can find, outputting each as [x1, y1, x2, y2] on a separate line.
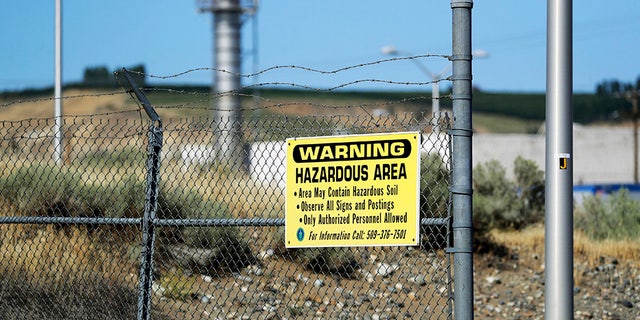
[1, 86, 632, 133]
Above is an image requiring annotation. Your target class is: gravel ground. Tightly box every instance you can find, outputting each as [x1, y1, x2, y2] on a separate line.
[152, 238, 640, 319]
[474, 246, 640, 319]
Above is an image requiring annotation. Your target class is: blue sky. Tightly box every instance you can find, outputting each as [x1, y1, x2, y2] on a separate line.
[1, 1, 639, 93]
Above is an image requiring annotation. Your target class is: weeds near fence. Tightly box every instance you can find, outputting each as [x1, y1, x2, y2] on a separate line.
[0, 224, 152, 319]
[575, 188, 640, 241]
[419, 153, 450, 251]
[0, 159, 258, 276]
[0, 164, 145, 220]
[0, 275, 141, 319]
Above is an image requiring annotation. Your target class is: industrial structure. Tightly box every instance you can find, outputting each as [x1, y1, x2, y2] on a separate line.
[198, 0, 258, 170]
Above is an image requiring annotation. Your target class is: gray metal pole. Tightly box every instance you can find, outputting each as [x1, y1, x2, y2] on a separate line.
[433, 80, 440, 134]
[450, 1, 474, 319]
[251, 3, 260, 109]
[213, 0, 244, 169]
[54, 0, 63, 165]
[545, 0, 574, 319]
[630, 91, 638, 183]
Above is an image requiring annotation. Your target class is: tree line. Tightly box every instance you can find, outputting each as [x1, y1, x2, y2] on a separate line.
[82, 64, 146, 87]
[467, 76, 640, 124]
[596, 77, 640, 97]
[589, 76, 640, 122]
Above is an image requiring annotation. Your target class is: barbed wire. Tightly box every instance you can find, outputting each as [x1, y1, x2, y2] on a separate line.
[128, 54, 451, 80]
[241, 79, 444, 91]
[0, 89, 452, 120]
[0, 86, 452, 118]
[112, 56, 451, 129]
[2, 57, 454, 121]
[153, 92, 451, 112]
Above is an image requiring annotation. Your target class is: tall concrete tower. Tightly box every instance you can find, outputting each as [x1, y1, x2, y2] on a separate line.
[198, 0, 257, 171]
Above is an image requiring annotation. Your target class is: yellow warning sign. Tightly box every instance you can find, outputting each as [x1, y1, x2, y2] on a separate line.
[285, 132, 420, 248]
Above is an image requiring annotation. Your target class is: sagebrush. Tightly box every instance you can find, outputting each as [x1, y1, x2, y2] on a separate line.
[575, 188, 640, 240]
[473, 156, 545, 237]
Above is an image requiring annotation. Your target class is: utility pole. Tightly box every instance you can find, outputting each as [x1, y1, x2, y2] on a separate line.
[54, 0, 63, 166]
[545, 0, 574, 319]
[628, 90, 639, 183]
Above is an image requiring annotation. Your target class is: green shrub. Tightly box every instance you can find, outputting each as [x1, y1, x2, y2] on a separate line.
[0, 165, 145, 219]
[420, 153, 451, 250]
[156, 273, 199, 301]
[513, 157, 545, 226]
[157, 187, 242, 246]
[575, 189, 640, 240]
[473, 156, 545, 237]
[420, 153, 450, 218]
[156, 187, 255, 274]
[473, 160, 517, 236]
[0, 164, 255, 274]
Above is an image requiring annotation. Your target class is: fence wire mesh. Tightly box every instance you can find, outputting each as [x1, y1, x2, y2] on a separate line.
[0, 110, 151, 319]
[0, 59, 454, 319]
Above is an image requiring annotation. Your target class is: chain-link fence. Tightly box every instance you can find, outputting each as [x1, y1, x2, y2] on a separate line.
[0, 81, 453, 319]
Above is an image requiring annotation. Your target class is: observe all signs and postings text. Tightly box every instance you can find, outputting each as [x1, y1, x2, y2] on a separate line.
[285, 132, 420, 248]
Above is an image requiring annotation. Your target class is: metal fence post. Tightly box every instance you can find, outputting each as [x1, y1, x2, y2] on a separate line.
[120, 68, 163, 320]
[450, 1, 474, 319]
[138, 118, 162, 320]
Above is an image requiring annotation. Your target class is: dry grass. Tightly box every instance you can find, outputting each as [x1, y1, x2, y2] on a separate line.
[488, 225, 545, 254]
[574, 232, 640, 267]
[490, 224, 640, 268]
[0, 223, 151, 319]
[0, 224, 137, 285]
[490, 225, 640, 288]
